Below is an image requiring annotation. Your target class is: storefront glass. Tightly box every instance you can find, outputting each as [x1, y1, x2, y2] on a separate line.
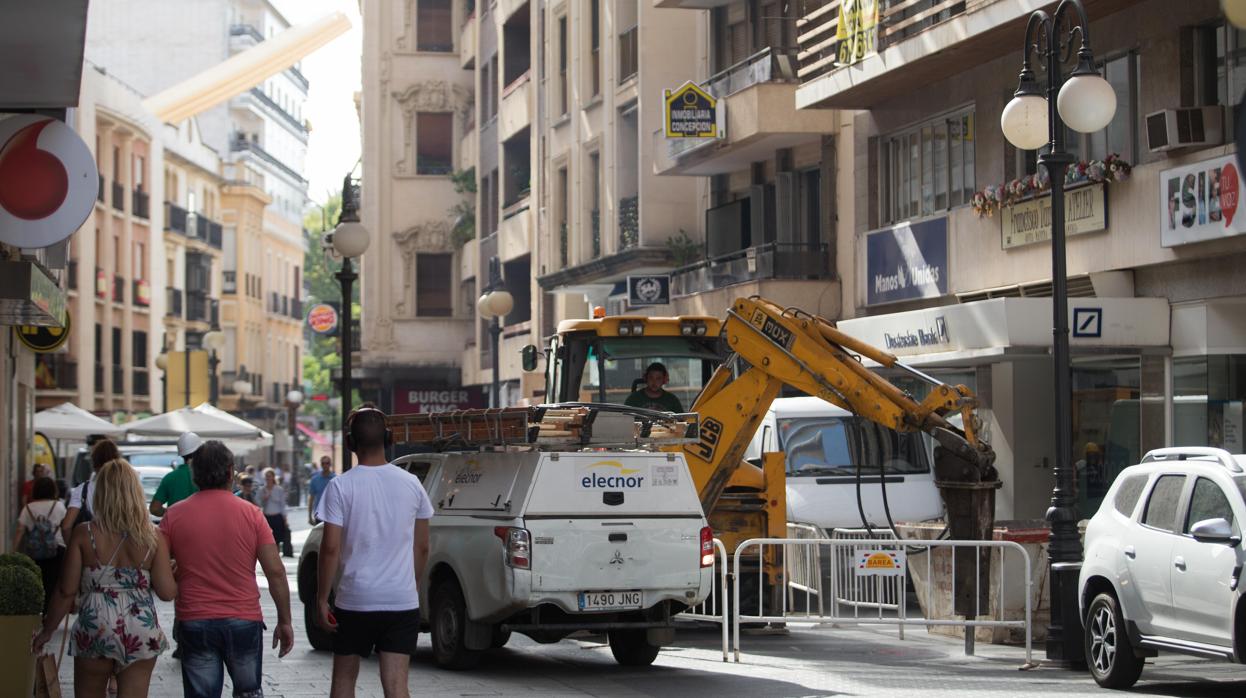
[1071, 357, 1141, 515]
[1174, 355, 1246, 452]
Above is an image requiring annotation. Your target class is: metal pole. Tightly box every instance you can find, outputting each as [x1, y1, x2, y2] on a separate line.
[209, 351, 219, 406]
[490, 317, 501, 408]
[184, 344, 190, 408]
[1038, 4, 1084, 664]
[338, 256, 356, 471]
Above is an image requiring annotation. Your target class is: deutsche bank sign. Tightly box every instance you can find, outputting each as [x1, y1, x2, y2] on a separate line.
[865, 217, 948, 306]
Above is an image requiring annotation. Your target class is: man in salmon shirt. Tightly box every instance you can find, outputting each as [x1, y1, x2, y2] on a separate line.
[160, 440, 294, 697]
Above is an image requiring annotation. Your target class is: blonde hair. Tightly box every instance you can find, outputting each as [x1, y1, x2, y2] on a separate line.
[92, 459, 159, 556]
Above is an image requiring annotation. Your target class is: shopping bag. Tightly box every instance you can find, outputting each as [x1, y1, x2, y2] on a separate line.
[34, 615, 69, 698]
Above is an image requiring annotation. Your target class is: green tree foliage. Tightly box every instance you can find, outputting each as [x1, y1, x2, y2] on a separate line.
[450, 168, 476, 248]
[302, 195, 361, 424]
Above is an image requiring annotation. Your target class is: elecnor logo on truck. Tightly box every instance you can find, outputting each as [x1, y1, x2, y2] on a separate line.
[579, 460, 649, 489]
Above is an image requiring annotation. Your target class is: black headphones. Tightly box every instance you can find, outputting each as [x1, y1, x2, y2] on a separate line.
[344, 407, 394, 453]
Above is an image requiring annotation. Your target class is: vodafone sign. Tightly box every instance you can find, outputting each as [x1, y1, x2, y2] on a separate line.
[0, 114, 97, 249]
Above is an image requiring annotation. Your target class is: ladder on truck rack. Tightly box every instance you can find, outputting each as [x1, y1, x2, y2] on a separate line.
[384, 404, 701, 451]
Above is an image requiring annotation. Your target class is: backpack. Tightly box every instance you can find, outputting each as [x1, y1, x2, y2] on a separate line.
[76, 480, 94, 525]
[22, 504, 60, 561]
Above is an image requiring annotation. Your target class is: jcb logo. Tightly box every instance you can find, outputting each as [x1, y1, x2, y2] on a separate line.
[689, 417, 723, 463]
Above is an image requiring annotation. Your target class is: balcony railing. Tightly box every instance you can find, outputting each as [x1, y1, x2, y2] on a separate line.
[34, 354, 77, 391]
[111, 181, 125, 211]
[705, 46, 798, 99]
[166, 288, 183, 318]
[670, 242, 829, 297]
[95, 267, 107, 299]
[590, 209, 601, 258]
[112, 275, 125, 303]
[133, 278, 150, 307]
[618, 196, 639, 250]
[133, 369, 149, 396]
[67, 260, 77, 290]
[229, 134, 309, 185]
[223, 270, 237, 294]
[97, 174, 105, 202]
[186, 292, 210, 323]
[195, 214, 209, 241]
[618, 26, 638, 83]
[133, 189, 149, 219]
[229, 23, 264, 42]
[797, 0, 969, 83]
[247, 87, 309, 136]
[290, 297, 303, 319]
[166, 202, 188, 233]
[94, 363, 104, 393]
[207, 221, 223, 248]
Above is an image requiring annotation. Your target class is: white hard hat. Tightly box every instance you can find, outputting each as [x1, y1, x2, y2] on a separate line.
[178, 432, 204, 457]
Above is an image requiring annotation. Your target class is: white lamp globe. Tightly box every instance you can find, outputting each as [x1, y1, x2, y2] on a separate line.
[286, 389, 304, 405]
[332, 220, 371, 258]
[1057, 73, 1117, 133]
[154, 353, 168, 371]
[233, 379, 252, 395]
[477, 290, 514, 318]
[1000, 94, 1050, 151]
[203, 330, 226, 352]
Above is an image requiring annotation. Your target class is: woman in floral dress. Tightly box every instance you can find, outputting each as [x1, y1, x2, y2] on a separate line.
[33, 459, 177, 697]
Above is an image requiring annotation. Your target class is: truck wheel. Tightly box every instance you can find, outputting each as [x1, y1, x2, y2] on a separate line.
[490, 626, 511, 649]
[608, 629, 661, 666]
[431, 579, 481, 670]
[1086, 593, 1144, 689]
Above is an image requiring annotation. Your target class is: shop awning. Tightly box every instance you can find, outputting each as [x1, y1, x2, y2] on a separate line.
[837, 297, 1171, 368]
[0, 260, 67, 327]
[34, 402, 123, 441]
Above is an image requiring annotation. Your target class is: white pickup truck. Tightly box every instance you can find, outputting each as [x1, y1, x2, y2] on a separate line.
[298, 449, 713, 669]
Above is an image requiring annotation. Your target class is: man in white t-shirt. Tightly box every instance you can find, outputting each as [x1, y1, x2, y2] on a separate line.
[316, 406, 433, 698]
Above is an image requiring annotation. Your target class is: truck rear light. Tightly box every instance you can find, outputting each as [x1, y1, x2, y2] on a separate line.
[700, 526, 714, 567]
[494, 526, 531, 569]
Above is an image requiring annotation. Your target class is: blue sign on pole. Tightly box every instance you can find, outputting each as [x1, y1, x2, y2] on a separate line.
[865, 217, 949, 306]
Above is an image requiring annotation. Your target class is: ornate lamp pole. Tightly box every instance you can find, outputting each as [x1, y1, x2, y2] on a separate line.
[203, 328, 225, 406]
[1000, 0, 1117, 666]
[330, 174, 370, 471]
[476, 256, 513, 408]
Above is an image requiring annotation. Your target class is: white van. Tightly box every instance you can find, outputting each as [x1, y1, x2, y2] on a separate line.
[299, 450, 712, 670]
[745, 397, 944, 534]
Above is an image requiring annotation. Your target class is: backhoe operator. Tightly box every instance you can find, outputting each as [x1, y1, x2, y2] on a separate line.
[624, 362, 684, 413]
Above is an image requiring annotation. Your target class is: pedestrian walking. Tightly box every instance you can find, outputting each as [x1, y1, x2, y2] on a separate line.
[21, 463, 49, 505]
[61, 438, 122, 538]
[316, 406, 433, 698]
[33, 459, 176, 697]
[159, 440, 294, 698]
[260, 467, 293, 557]
[150, 432, 203, 517]
[307, 455, 335, 524]
[234, 476, 259, 505]
[13, 476, 67, 611]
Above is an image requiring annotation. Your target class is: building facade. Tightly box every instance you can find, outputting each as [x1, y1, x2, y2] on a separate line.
[792, 0, 1246, 520]
[38, 66, 165, 418]
[357, 0, 481, 417]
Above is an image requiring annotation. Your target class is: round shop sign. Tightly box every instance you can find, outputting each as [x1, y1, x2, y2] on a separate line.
[0, 114, 98, 249]
[15, 307, 71, 352]
[307, 303, 339, 334]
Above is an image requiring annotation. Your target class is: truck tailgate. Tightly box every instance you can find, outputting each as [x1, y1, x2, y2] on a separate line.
[526, 517, 703, 593]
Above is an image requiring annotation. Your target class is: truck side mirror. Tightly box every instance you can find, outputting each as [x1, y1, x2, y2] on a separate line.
[521, 345, 539, 372]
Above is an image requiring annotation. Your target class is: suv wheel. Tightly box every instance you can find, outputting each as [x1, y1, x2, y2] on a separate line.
[430, 579, 481, 670]
[300, 560, 334, 652]
[608, 629, 661, 667]
[1086, 592, 1144, 689]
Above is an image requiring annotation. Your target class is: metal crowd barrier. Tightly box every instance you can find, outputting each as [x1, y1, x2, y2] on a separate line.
[732, 537, 1033, 665]
[679, 537, 730, 661]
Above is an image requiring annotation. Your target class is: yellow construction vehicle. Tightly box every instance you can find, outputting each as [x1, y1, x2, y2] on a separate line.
[534, 296, 998, 613]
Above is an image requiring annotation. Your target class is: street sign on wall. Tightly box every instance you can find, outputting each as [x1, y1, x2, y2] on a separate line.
[393, 386, 487, 414]
[865, 217, 948, 306]
[15, 307, 70, 352]
[1002, 183, 1108, 249]
[1160, 153, 1246, 247]
[627, 275, 670, 306]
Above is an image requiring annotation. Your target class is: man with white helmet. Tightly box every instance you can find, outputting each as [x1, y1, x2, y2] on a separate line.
[150, 432, 203, 517]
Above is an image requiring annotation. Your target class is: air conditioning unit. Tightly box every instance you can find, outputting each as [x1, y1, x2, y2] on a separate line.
[1145, 106, 1223, 153]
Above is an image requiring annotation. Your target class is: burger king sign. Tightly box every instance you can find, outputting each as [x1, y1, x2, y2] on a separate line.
[307, 303, 339, 334]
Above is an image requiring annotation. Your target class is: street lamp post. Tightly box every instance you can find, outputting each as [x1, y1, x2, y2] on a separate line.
[1001, 0, 1117, 666]
[204, 328, 225, 406]
[476, 257, 513, 409]
[330, 174, 370, 471]
[286, 389, 304, 504]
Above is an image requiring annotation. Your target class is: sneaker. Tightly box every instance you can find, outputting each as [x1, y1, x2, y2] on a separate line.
[172, 645, 182, 660]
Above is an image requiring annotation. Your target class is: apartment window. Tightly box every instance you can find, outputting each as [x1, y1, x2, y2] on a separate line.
[558, 15, 568, 115]
[557, 165, 569, 267]
[1083, 53, 1137, 162]
[617, 1, 638, 83]
[588, 152, 601, 257]
[132, 330, 148, 367]
[416, 112, 454, 175]
[112, 146, 121, 180]
[503, 256, 532, 325]
[417, 0, 453, 51]
[112, 327, 122, 367]
[133, 242, 145, 280]
[588, 0, 601, 98]
[879, 108, 975, 225]
[416, 253, 453, 316]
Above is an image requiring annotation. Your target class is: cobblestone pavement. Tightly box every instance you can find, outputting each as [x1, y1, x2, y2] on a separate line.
[51, 510, 1245, 697]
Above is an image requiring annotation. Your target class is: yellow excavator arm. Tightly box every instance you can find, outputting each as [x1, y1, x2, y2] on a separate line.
[683, 297, 997, 515]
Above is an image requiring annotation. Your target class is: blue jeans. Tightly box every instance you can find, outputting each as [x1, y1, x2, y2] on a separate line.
[179, 618, 265, 698]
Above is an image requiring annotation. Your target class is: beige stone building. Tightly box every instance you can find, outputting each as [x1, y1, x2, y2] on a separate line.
[38, 66, 165, 418]
[357, 0, 482, 418]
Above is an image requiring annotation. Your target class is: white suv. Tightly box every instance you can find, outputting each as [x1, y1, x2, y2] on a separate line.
[1079, 447, 1246, 688]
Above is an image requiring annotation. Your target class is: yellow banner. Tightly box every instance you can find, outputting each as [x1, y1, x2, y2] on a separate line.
[166, 350, 210, 409]
[837, 0, 879, 66]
